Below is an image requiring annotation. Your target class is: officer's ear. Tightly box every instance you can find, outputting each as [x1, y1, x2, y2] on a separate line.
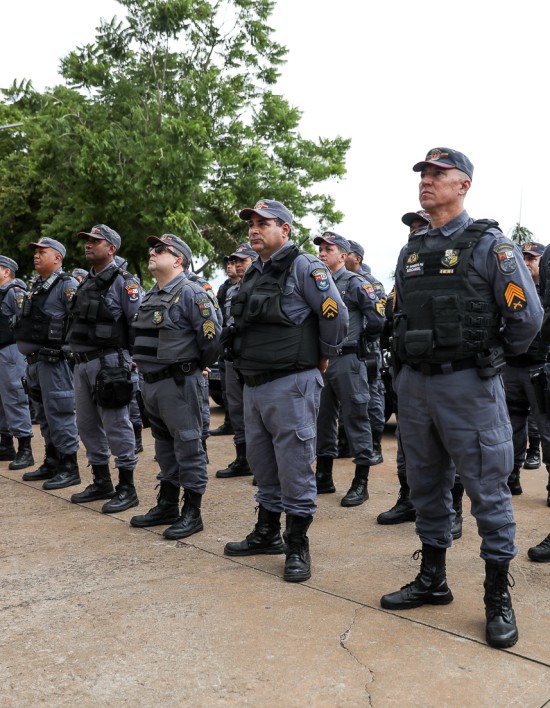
[281, 222, 291, 238]
[457, 177, 471, 197]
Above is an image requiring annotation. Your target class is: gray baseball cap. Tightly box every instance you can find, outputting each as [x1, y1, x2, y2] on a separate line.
[313, 231, 351, 253]
[239, 199, 293, 225]
[28, 237, 66, 258]
[147, 233, 192, 265]
[78, 224, 122, 250]
[0, 255, 18, 272]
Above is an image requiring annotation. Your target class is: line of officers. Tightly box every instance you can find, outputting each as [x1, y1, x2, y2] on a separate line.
[0, 182, 549, 651]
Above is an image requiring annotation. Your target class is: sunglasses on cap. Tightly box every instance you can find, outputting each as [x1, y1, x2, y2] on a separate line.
[149, 244, 180, 258]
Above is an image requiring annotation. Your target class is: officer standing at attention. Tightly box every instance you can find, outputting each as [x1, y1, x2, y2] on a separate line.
[0, 256, 35, 470]
[14, 238, 81, 487]
[314, 232, 385, 505]
[224, 199, 348, 583]
[380, 148, 542, 649]
[68, 225, 141, 513]
[130, 234, 221, 538]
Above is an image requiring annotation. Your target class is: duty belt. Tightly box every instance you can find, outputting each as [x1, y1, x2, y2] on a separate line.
[339, 346, 359, 356]
[26, 348, 64, 365]
[72, 347, 120, 364]
[240, 369, 306, 387]
[142, 361, 198, 383]
[407, 357, 477, 376]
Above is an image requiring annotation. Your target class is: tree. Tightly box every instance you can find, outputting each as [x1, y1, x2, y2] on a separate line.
[508, 223, 535, 245]
[0, 0, 350, 278]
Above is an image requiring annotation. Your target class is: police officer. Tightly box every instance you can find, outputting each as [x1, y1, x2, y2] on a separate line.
[68, 224, 141, 512]
[380, 148, 542, 649]
[503, 241, 550, 501]
[14, 238, 81, 488]
[0, 256, 34, 469]
[130, 234, 221, 538]
[224, 199, 348, 583]
[216, 244, 257, 479]
[72, 268, 88, 283]
[314, 232, 385, 505]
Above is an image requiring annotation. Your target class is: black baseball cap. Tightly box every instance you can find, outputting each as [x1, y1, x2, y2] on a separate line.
[401, 210, 431, 227]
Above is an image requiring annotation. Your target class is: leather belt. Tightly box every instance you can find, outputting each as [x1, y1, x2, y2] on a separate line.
[408, 358, 477, 376]
[142, 361, 198, 383]
[241, 370, 304, 387]
[339, 346, 359, 356]
[73, 347, 120, 364]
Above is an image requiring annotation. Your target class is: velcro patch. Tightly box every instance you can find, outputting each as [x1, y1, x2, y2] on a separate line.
[311, 268, 330, 291]
[321, 297, 338, 319]
[504, 282, 527, 311]
[203, 320, 216, 339]
[197, 295, 211, 318]
[493, 243, 517, 274]
[362, 283, 376, 300]
[125, 283, 139, 301]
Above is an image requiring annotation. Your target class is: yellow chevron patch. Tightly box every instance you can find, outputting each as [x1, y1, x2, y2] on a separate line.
[376, 301, 385, 317]
[504, 282, 527, 311]
[321, 297, 338, 319]
[203, 320, 216, 339]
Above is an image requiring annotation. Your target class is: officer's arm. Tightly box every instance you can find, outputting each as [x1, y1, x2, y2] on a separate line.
[189, 288, 222, 368]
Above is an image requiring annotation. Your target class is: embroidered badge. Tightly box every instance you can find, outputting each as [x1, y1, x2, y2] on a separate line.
[15, 292, 24, 308]
[125, 283, 139, 301]
[376, 301, 385, 317]
[65, 287, 76, 301]
[441, 249, 459, 268]
[152, 311, 164, 325]
[321, 297, 338, 319]
[197, 295, 211, 318]
[407, 252, 419, 264]
[493, 243, 517, 274]
[311, 268, 330, 291]
[362, 283, 376, 300]
[504, 283, 527, 311]
[203, 320, 216, 339]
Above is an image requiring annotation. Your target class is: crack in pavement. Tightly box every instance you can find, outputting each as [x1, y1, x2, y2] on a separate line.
[340, 606, 374, 706]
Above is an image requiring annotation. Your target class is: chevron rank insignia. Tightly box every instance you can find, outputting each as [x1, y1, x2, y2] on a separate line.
[504, 282, 527, 311]
[321, 297, 338, 319]
[203, 320, 216, 339]
[376, 301, 385, 317]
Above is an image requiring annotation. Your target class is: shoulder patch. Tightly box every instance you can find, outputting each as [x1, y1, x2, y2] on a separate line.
[376, 301, 386, 317]
[64, 287, 77, 301]
[321, 297, 338, 319]
[504, 282, 527, 311]
[125, 282, 139, 301]
[196, 293, 211, 318]
[311, 267, 330, 291]
[362, 283, 376, 300]
[493, 243, 517, 274]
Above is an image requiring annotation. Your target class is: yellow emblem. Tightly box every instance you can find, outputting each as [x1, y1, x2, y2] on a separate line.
[376, 301, 385, 317]
[504, 283, 527, 311]
[203, 320, 216, 339]
[321, 297, 338, 319]
[152, 311, 164, 324]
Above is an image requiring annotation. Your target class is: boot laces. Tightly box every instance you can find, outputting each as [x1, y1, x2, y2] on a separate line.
[535, 533, 550, 550]
[486, 570, 515, 617]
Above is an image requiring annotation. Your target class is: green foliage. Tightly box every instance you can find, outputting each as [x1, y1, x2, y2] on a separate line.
[0, 0, 349, 279]
[508, 223, 535, 245]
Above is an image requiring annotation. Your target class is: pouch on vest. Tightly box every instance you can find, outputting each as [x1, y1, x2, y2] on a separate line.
[404, 330, 433, 357]
[94, 352, 133, 408]
[432, 294, 462, 348]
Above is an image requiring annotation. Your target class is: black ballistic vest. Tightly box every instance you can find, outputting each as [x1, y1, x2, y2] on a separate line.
[0, 283, 18, 347]
[15, 272, 71, 347]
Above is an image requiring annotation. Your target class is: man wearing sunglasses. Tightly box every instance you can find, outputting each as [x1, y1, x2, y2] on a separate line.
[68, 224, 142, 513]
[130, 234, 221, 539]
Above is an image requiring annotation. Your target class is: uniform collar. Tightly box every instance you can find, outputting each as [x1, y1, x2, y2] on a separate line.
[426, 210, 471, 238]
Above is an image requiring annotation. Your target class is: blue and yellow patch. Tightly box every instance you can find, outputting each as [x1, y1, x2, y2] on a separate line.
[321, 297, 338, 319]
[125, 283, 139, 301]
[311, 268, 330, 291]
[197, 295, 211, 319]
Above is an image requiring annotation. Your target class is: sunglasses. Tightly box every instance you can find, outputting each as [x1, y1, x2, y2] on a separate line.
[149, 244, 180, 258]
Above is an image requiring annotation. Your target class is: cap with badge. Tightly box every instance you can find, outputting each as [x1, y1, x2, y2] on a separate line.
[239, 199, 293, 226]
[522, 242, 545, 258]
[413, 147, 474, 181]
[146, 233, 193, 265]
[347, 240, 365, 259]
[401, 210, 431, 227]
[78, 224, 122, 250]
[313, 231, 351, 253]
[28, 237, 66, 258]
[0, 255, 19, 272]
[223, 243, 257, 262]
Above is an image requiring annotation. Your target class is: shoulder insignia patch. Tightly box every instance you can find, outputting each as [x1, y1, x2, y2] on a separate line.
[197, 295, 211, 318]
[321, 297, 338, 319]
[65, 287, 76, 301]
[362, 283, 376, 300]
[493, 243, 517, 274]
[504, 282, 527, 311]
[203, 320, 216, 339]
[125, 282, 139, 301]
[15, 292, 24, 308]
[376, 301, 386, 317]
[311, 268, 330, 291]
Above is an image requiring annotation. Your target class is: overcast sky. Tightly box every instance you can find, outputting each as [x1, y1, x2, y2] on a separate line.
[2, 0, 548, 290]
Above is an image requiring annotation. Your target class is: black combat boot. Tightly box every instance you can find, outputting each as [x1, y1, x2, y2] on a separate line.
[451, 480, 464, 540]
[341, 465, 370, 507]
[216, 442, 252, 478]
[377, 473, 416, 524]
[209, 413, 233, 436]
[130, 481, 180, 527]
[23, 443, 58, 481]
[371, 430, 384, 465]
[315, 456, 335, 494]
[8, 436, 34, 470]
[0, 434, 15, 461]
[380, 544, 454, 610]
[70, 464, 115, 503]
[133, 424, 144, 454]
[283, 514, 313, 583]
[484, 560, 518, 648]
[527, 533, 550, 562]
[507, 467, 522, 495]
[163, 489, 203, 539]
[524, 439, 541, 469]
[43, 452, 81, 490]
[101, 467, 139, 513]
[224, 504, 285, 556]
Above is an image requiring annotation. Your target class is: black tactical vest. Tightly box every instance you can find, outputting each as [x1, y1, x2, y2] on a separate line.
[15, 272, 71, 347]
[394, 220, 503, 366]
[68, 265, 131, 348]
[231, 245, 320, 373]
[0, 283, 18, 347]
[334, 269, 364, 347]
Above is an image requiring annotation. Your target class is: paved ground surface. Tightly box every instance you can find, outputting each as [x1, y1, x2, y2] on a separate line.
[1, 405, 550, 707]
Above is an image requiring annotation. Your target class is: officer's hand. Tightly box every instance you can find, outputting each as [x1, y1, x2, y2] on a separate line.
[318, 357, 329, 374]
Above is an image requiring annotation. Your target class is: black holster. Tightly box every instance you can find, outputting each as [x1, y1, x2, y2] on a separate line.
[93, 352, 133, 408]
